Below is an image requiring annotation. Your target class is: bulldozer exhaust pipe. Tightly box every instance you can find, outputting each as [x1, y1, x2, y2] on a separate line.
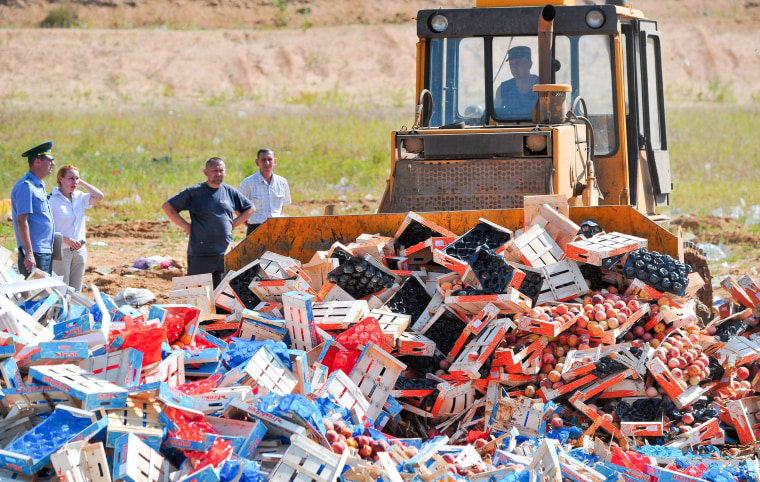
[538, 5, 555, 85]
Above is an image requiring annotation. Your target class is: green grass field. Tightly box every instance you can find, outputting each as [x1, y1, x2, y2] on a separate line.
[1, 104, 758, 225]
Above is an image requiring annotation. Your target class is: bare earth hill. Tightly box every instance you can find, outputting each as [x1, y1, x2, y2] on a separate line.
[0, 0, 759, 108]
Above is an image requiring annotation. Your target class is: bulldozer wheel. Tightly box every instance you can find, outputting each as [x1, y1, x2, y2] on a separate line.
[684, 242, 713, 324]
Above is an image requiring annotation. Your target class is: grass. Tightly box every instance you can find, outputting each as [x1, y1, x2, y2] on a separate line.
[665, 105, 760, 217]
[1, 104, 757, 225]
[0, 106, 407, 224]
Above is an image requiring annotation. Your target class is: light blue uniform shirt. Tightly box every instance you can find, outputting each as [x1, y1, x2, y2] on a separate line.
[11, 172, 55, 254]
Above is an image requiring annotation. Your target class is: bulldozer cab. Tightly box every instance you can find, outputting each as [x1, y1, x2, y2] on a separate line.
[379, 0, 672, 216]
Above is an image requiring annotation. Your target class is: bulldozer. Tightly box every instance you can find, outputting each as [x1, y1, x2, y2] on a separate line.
[227, 0, 711, 306]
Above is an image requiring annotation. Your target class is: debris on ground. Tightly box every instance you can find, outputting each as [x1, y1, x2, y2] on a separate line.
[1, 200, 760, 481]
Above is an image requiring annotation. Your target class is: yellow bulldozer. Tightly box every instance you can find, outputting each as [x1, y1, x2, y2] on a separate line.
[227, 0, 711, 307]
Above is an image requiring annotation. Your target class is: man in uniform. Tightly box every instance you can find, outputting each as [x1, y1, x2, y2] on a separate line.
[162, 157, 254, 287]
[12, 141, 56, 276]
[239, 148, 292, 236]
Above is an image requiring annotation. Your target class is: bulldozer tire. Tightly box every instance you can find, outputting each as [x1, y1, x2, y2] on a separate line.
[684, 241, 713, 324]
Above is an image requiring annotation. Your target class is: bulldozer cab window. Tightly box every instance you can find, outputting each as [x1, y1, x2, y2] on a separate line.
[489, 35, 616, 155]
[427, 37, 487, 127]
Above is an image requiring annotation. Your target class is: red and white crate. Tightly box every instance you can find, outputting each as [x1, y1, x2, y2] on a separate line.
[506, 224, 564, 267]
[140, 352, 184, 387]
[316, 369, 370, 424]
[431, 380, 475, 418]
[538, 259, 589, 302]
[396, 331, 436, 357]
[666, 418, 723, 449]
[346, 234, 395, 262]
[492, 396, 546, 436]
[302, 257, 339, 293]
[50, 440, 110, 482]
[517, 302, 582, 337]
[349, 343, 406, 422]
[565, 232, 647, 266]
[449, 320, 513, 379]
[311, 300, 369, 331]
[445, 288, 531, 316]
[271, 433, 348, 482]
[721, 276, 757, 310]
[647, 357, 710, 409]
[403, 237, 458, 265]
[448, 303, 501, 361]
[738, 275, 760, 309]
[492, 337, 545, 375]
[192, 386, 254, 415]
[576, 303, 650, 345]
[259, 251, 310, 282]
[617, 397, 664, 437]
[715, 336, 760, 367]
[253, 301, 283, 319]
[372, 309, 411, 351]
[597, 378, 647, 399]
[29, 364, 129, 410]
[574, 368, 637, 401]
[568, 391, 620, 437]
[394, 211, 457, 250]
[243, 347, 298, 397]
[238, 310, 286, 343]
[282, 292, 320, 351]
[644, 301, 697, 331]
[213, 260, 261, 312]
[726, 395, 760, 444]
[537, 372, 598, 402]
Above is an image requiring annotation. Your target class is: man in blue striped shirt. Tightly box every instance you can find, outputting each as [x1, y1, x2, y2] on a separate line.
[239, 148, 292, 236]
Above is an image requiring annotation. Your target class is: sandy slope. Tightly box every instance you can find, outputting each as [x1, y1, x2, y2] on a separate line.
[0, 0, 758, 108]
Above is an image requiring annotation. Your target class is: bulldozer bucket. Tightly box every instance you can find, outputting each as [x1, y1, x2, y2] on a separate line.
[225, 206, 680, 271]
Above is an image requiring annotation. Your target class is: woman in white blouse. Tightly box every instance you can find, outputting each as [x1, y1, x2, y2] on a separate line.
[49, 164, 104, 291]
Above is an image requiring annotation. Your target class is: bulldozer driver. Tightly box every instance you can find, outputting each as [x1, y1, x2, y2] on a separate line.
[494, 46, 539, 119]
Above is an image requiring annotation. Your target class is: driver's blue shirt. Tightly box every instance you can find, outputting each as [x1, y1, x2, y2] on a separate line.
[11, 171, 55, 254]
[497, 75, 539, 118]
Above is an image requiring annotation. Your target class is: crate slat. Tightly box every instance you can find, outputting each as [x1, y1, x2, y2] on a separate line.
[349, 344, 406, 422]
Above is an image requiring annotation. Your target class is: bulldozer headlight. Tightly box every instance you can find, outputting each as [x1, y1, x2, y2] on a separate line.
[585, 9, 605, 29]
[430, 13, 449, 33]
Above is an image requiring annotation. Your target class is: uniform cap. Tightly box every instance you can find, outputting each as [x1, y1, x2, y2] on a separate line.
[507, 46, 532, 61]
[21, 141, 54, 160]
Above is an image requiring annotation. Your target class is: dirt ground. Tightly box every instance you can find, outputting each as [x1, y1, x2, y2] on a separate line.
[0, 1, 759, 106]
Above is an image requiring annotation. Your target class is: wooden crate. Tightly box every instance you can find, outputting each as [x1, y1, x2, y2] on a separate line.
[539, 259, 589, 302]
[169, 273, 214, 314]
[396, 331, 435, 357]
[50, 441, 110, 482]
[283, 292, 319, 351]
[29, 364, 129, 410]
[311, 300, 369, 330]
[565, 232, 647, 266]
[270, 433, 348, 482]
[106, 397, 164, 451]
[431, 380, 475, 418]
[524, 200, 577, 249]
[445, 288, 531, 316]
[349, 343, 407, 421]
[302, 257, 339, 293]
[738, 275, 760, 309]
[112, 433, 169, 482]
[243, 347, 298, 396]
[393, 211, 457, 252]
[449, 320, 513, 379]
[79, 348, 143, 389]
[507, 224, 564, 267]
[250, 278, 317, 304]
[449, 303, 501, 362]
[140, 352, 185, 387]
[517, 302, 582, 337]
[372, 309, 411, 351]
[316, 370, 370, 424]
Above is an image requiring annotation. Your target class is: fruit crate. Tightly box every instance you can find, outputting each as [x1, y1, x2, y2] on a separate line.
[140, 351, 185, 387]
[617, 397, 664, 437]
[393, 211, 458, 253]
[169, 273, 214, 315]
[346, 234, 396, 262]
[504, 224, 564, 268]
[349, 343, 407, 422]
[449, 320, 513, 380]
[324, 255, 400, 301]
[372, 309, 411, 351]
[302, 257, 339, 293]
[517, 302, 582, 337]
[721, 276, 757, 310]
[250, 277, 317, 304]
[396, 331, 436, 357]
[213, 260, 264, 312]
[415, 305, 468, 358]
[242, 346, 298, 397]
[259, 251, 310, 282]
[434, 219, 513, 275]
[539, 259, 589, 302]
[462, 247, 525, 294]
[111, 433, 169, 482]
[311, 300, 369, 331]
[29, 364, 129, 410]
[449, 303, 501, 362]
[565, 232, 647, 266]
[492, 396, 545, 437]
[238, 310, 287, 343]
[726, 395, 760, 444]
[492, 337, 546, 376]
[270, 433, 348, 482]
[666, 418, 723, 449]
[573, 367, 637, 401]
[105, 397, 164, 451]
[643, 300, 697, 330]
[444, 288, 532, 316]
[597, 378, 646, 399]
[382, 275, 432, 326]
[714, 336, 760, 367]
[568, 392, 620, 437]
[430, 380, 475, 418]
[79, 348, 143, 390]
[191, 386, 253, 415]
[523, 200, 578, 249]
[647, 357, 711, 409]
[282, 292, 319, 352]
[737, 275, 760, 309]
[575, 303, 650, 345]
[50, 440, 110, 482]
[315, 369, 370, 425]
[403, 237, 458, 265]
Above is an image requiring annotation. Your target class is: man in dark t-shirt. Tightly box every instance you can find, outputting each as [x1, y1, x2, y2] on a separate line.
[494, 46, 539, 120]
[162, 157, 254, 287]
